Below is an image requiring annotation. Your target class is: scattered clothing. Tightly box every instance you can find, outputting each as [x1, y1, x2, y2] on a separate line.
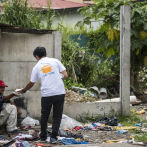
[61, 138, 89, 145]
[73, 126, 82, 131]
[22, 141, 31, 147]
[25, 132, 40, 141]
[58, 129, 83, 139]
[95, 116, 118, 126]
[14, 134, 32, 140]
[0, 135, 5, 140]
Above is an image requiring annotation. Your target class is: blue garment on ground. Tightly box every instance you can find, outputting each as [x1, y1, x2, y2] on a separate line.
[22, 141, 31, 147]
[61, 138, 89, 145]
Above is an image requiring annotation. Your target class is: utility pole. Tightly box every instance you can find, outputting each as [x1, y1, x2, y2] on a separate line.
[120, 5, 131, 116]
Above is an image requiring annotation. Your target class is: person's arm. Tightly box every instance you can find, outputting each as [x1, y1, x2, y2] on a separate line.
[10, 100, 22, 117]
[61, 70, 68, 80]
[23, 81, 35, 92]
[19, 81, 35, 93]
[3, 93, 16, 102]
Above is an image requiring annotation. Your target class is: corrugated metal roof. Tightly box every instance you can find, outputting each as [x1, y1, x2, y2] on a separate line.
[28, 0, 89, 9]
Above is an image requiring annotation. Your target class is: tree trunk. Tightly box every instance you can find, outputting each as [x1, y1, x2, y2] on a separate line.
[130, 68, 139, 88]
[130, 68, 134, 87]
[134, 72, 139, 88]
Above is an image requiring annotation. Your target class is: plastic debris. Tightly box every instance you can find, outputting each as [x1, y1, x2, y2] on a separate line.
[132, 141, 145, 146]
[136, 110, 145, 115]
[61, 138, 89, 145]
[131, 109, 136, 113]
[117, 123, 122, 127]
[60, 114, 83, 130]
[21, 116, 40, 127]
[71, 86, 97, 97]
[114, 126, 136, 131]
[105, 138, 126, 143]
[142, 123, 147, 128]
[117, 140, 128, 143]
[135, 123, 142, 127]
[95, 116, 118, 126]
[73, 126, 82, 131]
[117, 130, 128, 134]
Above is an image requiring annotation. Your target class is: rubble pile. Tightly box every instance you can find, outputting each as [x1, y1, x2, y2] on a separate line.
[65, 90, 97, 103]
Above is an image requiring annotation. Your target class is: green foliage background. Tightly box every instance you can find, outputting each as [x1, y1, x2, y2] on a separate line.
[2, 0, 147, 91]
[76, 0, 147, 88]
[0, 0, 54, 29]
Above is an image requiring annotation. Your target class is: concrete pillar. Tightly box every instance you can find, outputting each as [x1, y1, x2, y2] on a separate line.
[120, 5, 131, 116]
[53, 31, 62, 61]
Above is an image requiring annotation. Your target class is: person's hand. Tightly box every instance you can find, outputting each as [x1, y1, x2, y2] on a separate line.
[17, 88, 23, 94]
[12, 89, 22, 97]
[17, 109, 22, 117]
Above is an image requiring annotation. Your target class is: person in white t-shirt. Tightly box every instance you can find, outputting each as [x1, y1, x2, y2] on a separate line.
[19, 47, 68, 144]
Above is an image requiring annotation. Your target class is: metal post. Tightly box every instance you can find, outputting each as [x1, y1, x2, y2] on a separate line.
[120, 5, 131, 116]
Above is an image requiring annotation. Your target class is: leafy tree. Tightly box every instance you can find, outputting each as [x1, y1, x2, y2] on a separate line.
[77, 0, 147, 88]
[0, 0, 55, 29]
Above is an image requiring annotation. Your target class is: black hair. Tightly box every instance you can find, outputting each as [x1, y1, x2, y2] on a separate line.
[33, 47, 47, 58]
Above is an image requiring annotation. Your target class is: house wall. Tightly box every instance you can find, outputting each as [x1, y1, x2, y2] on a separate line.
[0, 32, 61, 117]
[65, 0, 83, 4]
[42, 9, 102, 30]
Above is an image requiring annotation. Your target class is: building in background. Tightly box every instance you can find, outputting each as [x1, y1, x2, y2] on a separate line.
[0, 0, 101, 29]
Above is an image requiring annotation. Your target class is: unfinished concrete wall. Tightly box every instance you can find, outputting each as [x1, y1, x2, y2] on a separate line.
[0, 32, 121, 120]
[63, 102, 121, 119]
[0, 32, 61, 117]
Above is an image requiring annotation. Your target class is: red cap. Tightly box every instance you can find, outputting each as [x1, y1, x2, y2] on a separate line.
[0, 80, 8, 87]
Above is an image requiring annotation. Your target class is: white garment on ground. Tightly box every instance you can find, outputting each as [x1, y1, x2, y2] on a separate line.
[0, 103, 17, 132]
[30, 57, 66, 97]
[13, 134, 32, 140]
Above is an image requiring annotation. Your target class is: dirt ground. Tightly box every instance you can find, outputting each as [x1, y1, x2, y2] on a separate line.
[1, 126, 134, 146]
[1, 91, 147, 146]
[2, 104, 147, 147]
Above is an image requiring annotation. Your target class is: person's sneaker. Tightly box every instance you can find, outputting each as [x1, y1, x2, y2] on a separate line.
[35, 139, 46, 143]
[50, 137, 58, 144]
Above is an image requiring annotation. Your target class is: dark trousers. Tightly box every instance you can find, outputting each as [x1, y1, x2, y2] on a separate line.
[40, 94, 65, 140]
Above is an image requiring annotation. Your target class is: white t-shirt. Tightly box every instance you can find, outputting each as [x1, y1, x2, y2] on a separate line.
[30, 57, 66, 97]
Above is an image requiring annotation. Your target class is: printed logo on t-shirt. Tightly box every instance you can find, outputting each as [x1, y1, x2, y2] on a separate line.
[41, 65, 55, 77]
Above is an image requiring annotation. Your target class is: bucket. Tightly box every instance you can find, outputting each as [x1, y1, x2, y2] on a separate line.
[99, 88, 107, 99]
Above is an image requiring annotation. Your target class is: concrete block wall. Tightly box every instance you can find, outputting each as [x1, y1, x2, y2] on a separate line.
[63, 102, 121, 119]
[0, 33, 55, 117]
[0, 32, 121, 119]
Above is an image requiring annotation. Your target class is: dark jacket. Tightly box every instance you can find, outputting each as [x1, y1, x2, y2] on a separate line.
[0, 95, 10, 112]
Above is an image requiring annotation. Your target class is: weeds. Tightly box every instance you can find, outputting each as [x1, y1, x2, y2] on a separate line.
[76, 111, 103, 123]
[117, 111, 142, 126]
[134, 133, 147, 142]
